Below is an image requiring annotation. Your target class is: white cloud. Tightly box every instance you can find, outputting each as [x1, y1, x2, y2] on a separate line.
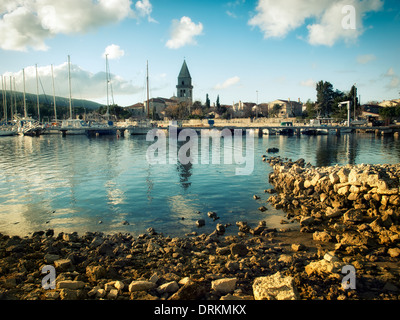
[384, 67, 399, 89]
[226, 10, 237, 19]
[135, 0, 157, 22]
[5, 62, 141, 102]
[214, 76, 240, 90]
[386, 67, 395, 77]
[249, 0, 383, 46]
[0, 5, 50, 51]
[389, 77, 400, 89]
[357, 54, 376, 64]
[0, 0, 141, 51]
[300, 79, 316, 88]
[166, 16, 203, 49]
[103, 44, 125, 60]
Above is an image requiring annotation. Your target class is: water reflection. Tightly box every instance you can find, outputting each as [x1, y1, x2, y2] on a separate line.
[1, 133, 400, 236]
[314, 134, 358, 167]
[177, 162, 192, 189]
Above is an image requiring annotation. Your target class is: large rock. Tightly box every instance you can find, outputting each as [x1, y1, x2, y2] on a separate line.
[157, 281, 180, 294]
[57, 280, 85, 290]
[169, 281, 206, 300]
[230, 243, 248, 257]
[325, 207, 343, 219]
[340, 232, 375, 247]
[252, 272, 299, 300]
[343, 208, 364, 223]
[211, 278, 237, 294]
[305, 255, 344, 276]
[388, 248, 400, 258]
[300, 216, 314, 227]
[54, 259, 73, 271]
[128, 281, 156, 292]
[313, 231, 332, 242]
[86, 265, 107, 282]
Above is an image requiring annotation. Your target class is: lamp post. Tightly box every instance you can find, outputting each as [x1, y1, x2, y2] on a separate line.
[256, 90, 259, 118]
[339, 101, 351, 127]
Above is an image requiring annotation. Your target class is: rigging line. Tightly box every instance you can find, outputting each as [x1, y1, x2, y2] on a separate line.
[38, 75, 50, 106]
[107, 58, 115, 106]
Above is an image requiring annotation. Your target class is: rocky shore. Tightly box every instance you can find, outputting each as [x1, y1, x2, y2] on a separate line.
[0, 156, 399, 300]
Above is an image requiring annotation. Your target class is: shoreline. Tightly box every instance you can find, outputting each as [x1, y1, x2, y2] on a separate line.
[1, 156, 399, 300]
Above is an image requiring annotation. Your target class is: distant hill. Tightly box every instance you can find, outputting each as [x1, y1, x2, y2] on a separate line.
[0, 90, 102, 110]
[1, 90, 103, 120]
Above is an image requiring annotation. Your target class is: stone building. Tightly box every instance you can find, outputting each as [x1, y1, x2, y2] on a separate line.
[268, 99, 303, 118]
[176, 60, 193, 105]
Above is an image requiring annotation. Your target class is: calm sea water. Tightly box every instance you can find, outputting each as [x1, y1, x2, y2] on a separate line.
[1, 132, 400, 237]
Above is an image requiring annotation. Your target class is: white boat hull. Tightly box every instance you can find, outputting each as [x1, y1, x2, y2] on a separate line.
[0, 129, 17, 136]
[341, 128, 353, 134]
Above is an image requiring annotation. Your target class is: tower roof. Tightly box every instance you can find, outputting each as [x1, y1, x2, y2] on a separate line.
[178, 60, 191, 79]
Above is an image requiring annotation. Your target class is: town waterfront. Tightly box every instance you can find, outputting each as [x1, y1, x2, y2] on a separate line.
[1, 132, 400, 237]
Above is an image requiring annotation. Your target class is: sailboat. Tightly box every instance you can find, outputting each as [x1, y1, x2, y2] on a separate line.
[43, 64, 61, 134]
[1, 76, 18, 136]
[61, 55, 91, 135]
[91, 53, 118, 136]
[61, 55, 118, 136]
[16, 68, 44, 136]
[127, 61, 156, 135]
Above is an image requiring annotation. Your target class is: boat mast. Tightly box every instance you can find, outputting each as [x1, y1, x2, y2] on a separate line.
[68, 55, 73, 119]
[9, 77, 13, 119]
[23, 68, 27, 118]
[13, 77, 17, 119]
[1, 76, 3, 120]
[105, 54, 110, 120]
[147, 60, 149, 119]
[51, 64, 57, 122]
[3, 76, 7, 122]
[36, 64, 40, 122]
[1, 76, 5, 121]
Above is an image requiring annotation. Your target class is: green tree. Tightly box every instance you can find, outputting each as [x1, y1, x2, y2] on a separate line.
[379, 104, 400, 121]
[98, 104, 131, 120]
[164, 102, 190, 119]
[316, 80, 334, 117]
[269, 104, 282, 118]
[205, 94, 210, 109]
[304, 99, 316, 119]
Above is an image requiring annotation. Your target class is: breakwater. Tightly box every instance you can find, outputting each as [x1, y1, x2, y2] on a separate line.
[266, 156, 400, 247]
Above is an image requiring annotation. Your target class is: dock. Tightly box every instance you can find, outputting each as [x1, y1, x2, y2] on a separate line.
[38, 123, 400, 138]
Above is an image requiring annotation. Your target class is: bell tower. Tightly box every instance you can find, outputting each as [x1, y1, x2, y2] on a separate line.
[176, 60, 193, 105]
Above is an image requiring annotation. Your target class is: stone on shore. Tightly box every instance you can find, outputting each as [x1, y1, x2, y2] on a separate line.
[196, 219, 205, 227]
[313, 231, 332, 242]
[230, 243, 248, 257]
[86, 265, 107, 282]
[54, 259, 74, 272]
[252, 272, 299, 300]
[305, 255, 344, 276]
[57, 280, 85, 290]
[128, 281, 157, 292]
[211, 278, 237, 294]
[157, 281, 179, 295]
[169, 281, 207, 300]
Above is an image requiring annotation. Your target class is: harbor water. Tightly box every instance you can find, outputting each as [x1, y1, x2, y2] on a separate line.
[1, 132, 400, 237]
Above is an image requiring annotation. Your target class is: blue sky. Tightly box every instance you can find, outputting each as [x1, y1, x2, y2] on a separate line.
[0, 0, 399, 107]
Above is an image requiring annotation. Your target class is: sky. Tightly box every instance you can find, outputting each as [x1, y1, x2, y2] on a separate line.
[0, 0, 399, 107]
